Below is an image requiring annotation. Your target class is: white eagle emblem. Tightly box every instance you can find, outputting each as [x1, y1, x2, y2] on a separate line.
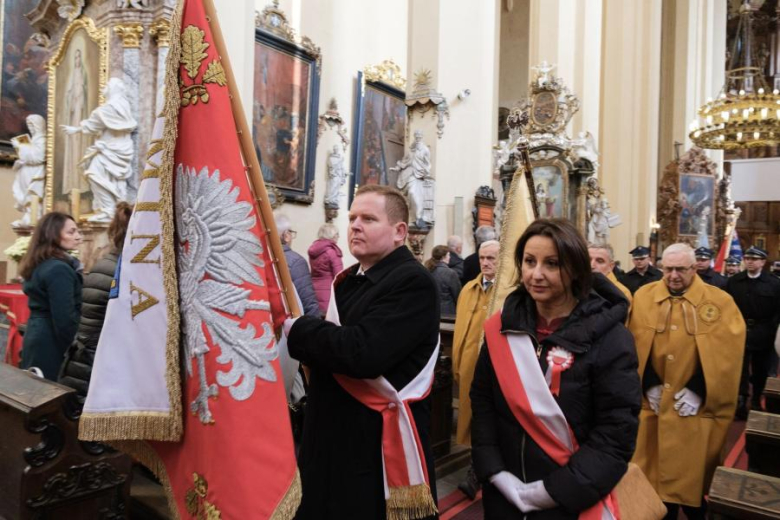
[176, 164, 278, 424]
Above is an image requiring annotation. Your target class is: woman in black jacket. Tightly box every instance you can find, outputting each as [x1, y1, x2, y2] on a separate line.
[60, 202, 132, 402]
[19, 212, 83, 381]
[471, 219, 641, 519]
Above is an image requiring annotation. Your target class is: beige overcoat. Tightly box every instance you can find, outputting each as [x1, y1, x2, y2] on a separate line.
[452, 273, 494, 446]
[628, 276, 745, 507]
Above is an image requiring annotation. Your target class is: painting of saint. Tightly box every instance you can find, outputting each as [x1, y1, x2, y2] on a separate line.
[0, 0, 49, 158]
[49, 20, 104, 216]
[350, 74, 406, 204]
[251, 34, 318, 203]
[531, 165, 565, 218]
[678, 173, 715, 237]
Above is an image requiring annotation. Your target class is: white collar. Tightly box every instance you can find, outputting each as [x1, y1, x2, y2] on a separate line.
[747, 270, 762, 279]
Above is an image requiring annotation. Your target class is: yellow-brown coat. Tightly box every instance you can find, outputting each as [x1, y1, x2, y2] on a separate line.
[628, 276, 745, 507]
[452, 273, 494, 446]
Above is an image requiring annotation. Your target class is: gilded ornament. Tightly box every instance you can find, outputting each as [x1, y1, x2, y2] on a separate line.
[363, 59, 406, 90]
[181, 26, 209, 79]
[185, 473, 222, 519]
[203, 60, 227, 87]
[255, 2, 322, 72]
[150, 18, 172, 47]
[114, 23, 144, 49]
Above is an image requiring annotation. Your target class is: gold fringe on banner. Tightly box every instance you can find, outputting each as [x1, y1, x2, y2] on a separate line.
[386, 483, 438, 520]
[270, 469, 303, 520]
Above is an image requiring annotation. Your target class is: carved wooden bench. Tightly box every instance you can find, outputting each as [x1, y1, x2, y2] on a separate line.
[709, 467, 780, 519]
[746, 411, 780, 478]
[766, 378, 780, 415]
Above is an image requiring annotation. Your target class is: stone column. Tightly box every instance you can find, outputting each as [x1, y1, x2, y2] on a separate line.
[599, 0, 663, 265]
[114, 23, 144, 203]
[150, 17, 171, 109]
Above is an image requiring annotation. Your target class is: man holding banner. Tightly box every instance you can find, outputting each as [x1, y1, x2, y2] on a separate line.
[285, 184, 440, 520]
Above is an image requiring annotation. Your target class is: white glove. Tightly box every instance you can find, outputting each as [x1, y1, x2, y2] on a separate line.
[516, 480, 557, 512]
[674, 387, 702, 417]
[490, 471, 526, 511]
[283, 317, 299, 337]
[645, 385, 662, 414]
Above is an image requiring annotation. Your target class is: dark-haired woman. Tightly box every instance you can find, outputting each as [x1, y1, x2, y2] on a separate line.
[425, 244, 461, 316]
[471, 219, 641, 519]
[19, 212, 83, 381]
[60, 202, 132, 402]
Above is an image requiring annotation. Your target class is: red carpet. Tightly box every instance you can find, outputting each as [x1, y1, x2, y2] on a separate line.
[437, 420, 748, 519]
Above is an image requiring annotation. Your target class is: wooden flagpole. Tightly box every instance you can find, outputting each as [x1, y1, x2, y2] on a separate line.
[201, 0, 301, 318]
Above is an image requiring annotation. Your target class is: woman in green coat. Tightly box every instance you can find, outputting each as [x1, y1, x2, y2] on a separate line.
[19, 212, 83, 381]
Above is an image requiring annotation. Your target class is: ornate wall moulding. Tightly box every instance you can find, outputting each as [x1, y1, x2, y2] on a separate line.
[255, 0, 321, 72]
[317, 98, 349, 151]
[405, 69, 449, 139]
[56, 0, 84, 21]
[363, 59, 406, 91]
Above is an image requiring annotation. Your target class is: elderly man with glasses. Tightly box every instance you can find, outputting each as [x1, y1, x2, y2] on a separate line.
[274, 212, 320, 317]
[628, 243, 745, 519]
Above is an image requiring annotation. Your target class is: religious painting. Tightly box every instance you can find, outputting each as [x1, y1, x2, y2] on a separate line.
[252, 28, 319, 204]
[45, 17, 108, 217]
[678, 173, 715, 238]
[531, 164, 566, 219]
[350, 72, 407, 205]
[0, 0, 49, 162]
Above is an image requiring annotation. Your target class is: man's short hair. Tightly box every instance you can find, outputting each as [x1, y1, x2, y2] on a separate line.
[274, 212, 292, 235]
[447, 235, 462, 251]
[479, 239, 500, 253]
[662, 243, 695, 264]
[474, 225, 497, 247]
[354, 184, 409, 224]
[588, 243, 614, 262]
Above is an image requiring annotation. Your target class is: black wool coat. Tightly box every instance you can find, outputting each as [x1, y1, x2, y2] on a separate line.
[471, 274, 641, 519]
[288, 246, 440, 520]
[698, 267, 728, 290]
[21, 257, 82, 381]
[727, 271, 780, 351]
[620, 265, 663, 294]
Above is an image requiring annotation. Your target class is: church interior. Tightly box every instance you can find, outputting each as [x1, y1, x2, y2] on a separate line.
[1, 0, 779, 519]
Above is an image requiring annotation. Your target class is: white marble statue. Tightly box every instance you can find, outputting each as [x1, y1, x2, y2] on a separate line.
[588, 198, 610, 246]
[324, 145, 348, 209]
[62, 77, 137, 223]
[493, 140, 511, 174]
[571, 131, 599, 169]
[391, 130, 435, 229]
[696, 206, 711, 248]
[532, 61, 556, 87]
[11, 115, 46, 228]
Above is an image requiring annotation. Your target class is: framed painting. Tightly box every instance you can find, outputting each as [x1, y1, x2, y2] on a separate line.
[45, 17, 108, 217]
[678, 173, 715, 238]
[253, 5, 320, 204]
[0, 0, 49, 162]
[531, 160, 568, 219]
[349, 70, 407, 205]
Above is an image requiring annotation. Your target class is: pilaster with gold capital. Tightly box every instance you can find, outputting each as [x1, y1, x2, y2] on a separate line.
[114, 22, 144, 201]
[114, 23, 144, 48]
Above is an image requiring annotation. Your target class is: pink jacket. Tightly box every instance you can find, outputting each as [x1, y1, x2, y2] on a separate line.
[307, 238, 344, 314]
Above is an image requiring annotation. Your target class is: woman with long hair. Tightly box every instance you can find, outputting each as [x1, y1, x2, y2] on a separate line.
[19, 212, 83, 380]
[471, 219, 641, 519]
[425, 244, 461, 316]
[60, 202, 132, 402]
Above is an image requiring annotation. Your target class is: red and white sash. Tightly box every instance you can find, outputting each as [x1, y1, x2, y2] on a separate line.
[483, 313, 620, 520]
[325, 268, 439, 520]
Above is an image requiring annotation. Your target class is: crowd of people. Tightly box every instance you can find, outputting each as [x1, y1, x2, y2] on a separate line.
[14, 184, 780, 519]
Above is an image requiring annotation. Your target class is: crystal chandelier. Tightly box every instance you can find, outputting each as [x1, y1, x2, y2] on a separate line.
[689, 0, 780, 150]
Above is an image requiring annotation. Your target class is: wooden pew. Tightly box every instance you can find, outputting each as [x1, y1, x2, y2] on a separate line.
[709, 467, 780, 519]
[746, 411, 780, 478]
[0, 364, 132, 520]
[766, 378, 780, 415]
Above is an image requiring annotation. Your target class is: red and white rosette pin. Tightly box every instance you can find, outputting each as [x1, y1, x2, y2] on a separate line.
[546, 346, 574, 396]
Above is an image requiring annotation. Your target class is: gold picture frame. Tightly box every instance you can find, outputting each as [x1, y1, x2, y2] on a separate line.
[44, 16, 109, 216]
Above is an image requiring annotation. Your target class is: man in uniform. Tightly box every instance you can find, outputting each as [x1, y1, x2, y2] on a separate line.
[589, 243, 632, 305]
[726, 246, 780, 419]
[452, 239, 499, 499]
[629, 243, 745, 519]
[694, 247, 727, 289]
[620, 245, 663, 294]
[725, 256, 742, 277]
[285, 185, 440, 519]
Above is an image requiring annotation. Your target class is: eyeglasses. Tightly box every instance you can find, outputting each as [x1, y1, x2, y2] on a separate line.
[662, 265, 694, 274]
[288, 230, 298, 238]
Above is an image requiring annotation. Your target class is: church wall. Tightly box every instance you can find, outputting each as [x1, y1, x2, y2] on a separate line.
[499, 0, 531, 108]
[0, 166, 18, 281]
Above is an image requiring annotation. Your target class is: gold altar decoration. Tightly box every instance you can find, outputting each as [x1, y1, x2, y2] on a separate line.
[363, 59, 406, 91]
[255, 0, 321, 72]
[150, 18, 172, 47]
[689, 0, 780, 150]
[114, 23, 144, 49]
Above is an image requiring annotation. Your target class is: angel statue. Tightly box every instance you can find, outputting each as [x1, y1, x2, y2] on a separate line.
[324, 145, 349, 209]
[11, 114, 46, 228]
[391, 130, 435, 230]
[61, 77, 137, 223]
